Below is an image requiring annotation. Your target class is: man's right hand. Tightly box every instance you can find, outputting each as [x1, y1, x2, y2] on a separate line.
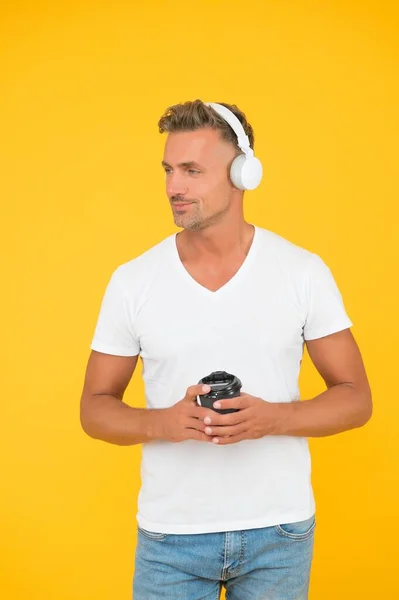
[156, 384, 216, 443]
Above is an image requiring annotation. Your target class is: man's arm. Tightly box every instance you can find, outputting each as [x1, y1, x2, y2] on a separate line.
[80, 350, 159, 446]
[202, 328, 373, 444]
[80, 350, 216, 446]
[281, 328, 373, 437]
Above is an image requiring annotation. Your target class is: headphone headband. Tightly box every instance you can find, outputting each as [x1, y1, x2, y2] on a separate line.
[204, 101, 262, 191]
[205, 102, 253, 157]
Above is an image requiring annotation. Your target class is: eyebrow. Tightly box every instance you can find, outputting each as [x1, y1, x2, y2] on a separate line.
[161, 160, 204, 169]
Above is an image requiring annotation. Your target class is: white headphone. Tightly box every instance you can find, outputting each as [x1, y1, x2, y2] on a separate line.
[205, 102, 263, 191]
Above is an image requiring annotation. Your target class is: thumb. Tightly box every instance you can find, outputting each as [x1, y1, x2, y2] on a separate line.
[184, 384, 211, 402]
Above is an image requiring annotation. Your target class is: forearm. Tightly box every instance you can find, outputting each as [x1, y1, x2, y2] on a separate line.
[80, 394, 164, 446]
[275, 383, 372, 437]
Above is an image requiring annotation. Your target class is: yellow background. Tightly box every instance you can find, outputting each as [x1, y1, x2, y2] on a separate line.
[1, 1, 398, 598]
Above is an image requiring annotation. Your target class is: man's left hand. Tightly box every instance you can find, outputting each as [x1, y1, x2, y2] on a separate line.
[202, 393, 289, 445]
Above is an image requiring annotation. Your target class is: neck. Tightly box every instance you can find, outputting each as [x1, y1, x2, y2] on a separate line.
[177, 220, 255, 261]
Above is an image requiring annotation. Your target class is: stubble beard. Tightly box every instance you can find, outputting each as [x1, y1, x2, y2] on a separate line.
[173, 204, 204, 231]
[173, 202, 232, 232]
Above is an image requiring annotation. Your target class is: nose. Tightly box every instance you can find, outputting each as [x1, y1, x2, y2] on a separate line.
[166, 172, 188, 198]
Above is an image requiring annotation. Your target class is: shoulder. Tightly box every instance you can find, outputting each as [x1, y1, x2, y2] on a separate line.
[111, 233, 175, 288]
[255, 225, 318, 270]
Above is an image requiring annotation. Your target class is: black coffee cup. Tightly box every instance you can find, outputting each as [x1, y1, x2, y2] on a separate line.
[197, 370, 242, 414]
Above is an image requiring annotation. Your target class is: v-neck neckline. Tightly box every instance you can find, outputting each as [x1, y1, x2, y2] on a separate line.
[171, 224, 260, 297]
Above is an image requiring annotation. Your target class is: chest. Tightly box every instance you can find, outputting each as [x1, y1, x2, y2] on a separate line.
[180, 257, 248, 293]
[134, 277, 305, 364]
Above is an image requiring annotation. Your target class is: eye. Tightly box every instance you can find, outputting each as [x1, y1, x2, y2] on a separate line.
[188, 169, 200, 175]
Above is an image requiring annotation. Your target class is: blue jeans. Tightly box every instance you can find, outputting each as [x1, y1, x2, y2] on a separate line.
[133, 515, 315, 599]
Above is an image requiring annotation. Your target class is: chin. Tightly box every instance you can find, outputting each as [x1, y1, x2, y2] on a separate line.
[173, 215, 192, 227]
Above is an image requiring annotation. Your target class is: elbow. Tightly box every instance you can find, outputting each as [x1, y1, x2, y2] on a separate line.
[80, 400, 99, 440]
[80, 410, 93, 438]
[356, 387, 373, 428]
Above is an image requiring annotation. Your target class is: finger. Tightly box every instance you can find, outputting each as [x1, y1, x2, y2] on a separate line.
[185, 384, 211, 402]
[212, 432, 247, 445]
[212, 395, 251, 411]
[199, 409, 249, 427]
[190, 406, 217, 422]
[186, 428, 213, 443]
[204, 423, 247, 437]
[187, 417, 211, 431]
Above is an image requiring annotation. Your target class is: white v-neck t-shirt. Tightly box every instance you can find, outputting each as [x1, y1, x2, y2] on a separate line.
[90, 225, 353, 534]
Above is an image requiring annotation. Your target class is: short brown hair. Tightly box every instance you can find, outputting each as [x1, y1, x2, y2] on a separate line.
[158, 99, 255, 152]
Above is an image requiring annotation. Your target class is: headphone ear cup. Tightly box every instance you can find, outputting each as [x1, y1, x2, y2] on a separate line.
[230, 154, 263, 191]
[230, 154, 247, 190]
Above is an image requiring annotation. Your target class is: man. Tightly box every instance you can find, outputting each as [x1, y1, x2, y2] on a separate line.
[80, 99, 372, 600]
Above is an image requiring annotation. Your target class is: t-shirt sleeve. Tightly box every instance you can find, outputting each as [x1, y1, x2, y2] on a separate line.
[303, 253, 353, 341]
[90, 268, 140, 356]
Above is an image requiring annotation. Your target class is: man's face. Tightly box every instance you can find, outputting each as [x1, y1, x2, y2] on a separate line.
[162, 128, 239, 231]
